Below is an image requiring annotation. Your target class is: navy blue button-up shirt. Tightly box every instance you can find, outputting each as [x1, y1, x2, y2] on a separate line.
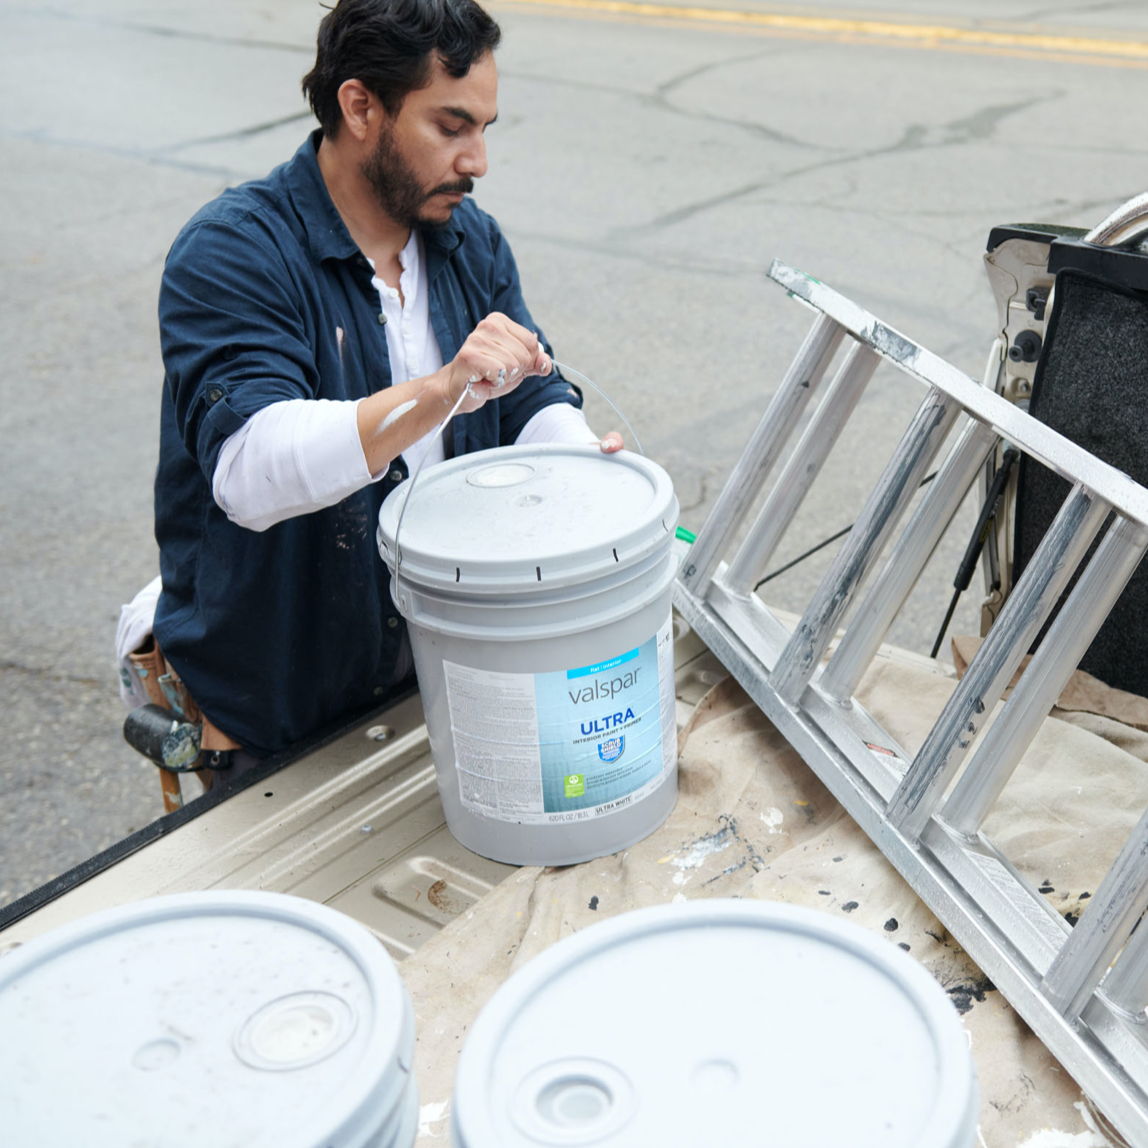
[154, 132, 582, 755]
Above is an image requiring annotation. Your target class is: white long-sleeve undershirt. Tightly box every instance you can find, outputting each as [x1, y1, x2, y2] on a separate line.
[212, 397, 598, 533]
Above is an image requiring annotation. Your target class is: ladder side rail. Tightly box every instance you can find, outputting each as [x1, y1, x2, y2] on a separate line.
[769, 388, 960, 705]
[723, 344, 881, 595]
[680, 314, 845, 597]
[1041, 806, 1148, 1022]
[886, 484, 1111, 842]
[818, 418, 999, 704]
[673, 581, 1148, 1145]
[768, 261, 1148, 530]
[943, 516, 1148, 836]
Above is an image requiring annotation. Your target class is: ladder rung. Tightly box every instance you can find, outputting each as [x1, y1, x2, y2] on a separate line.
[886, 484, 1110, 842]
[1098, 900, 1148, 1020]
[680, 313, 844, 596]
[1042, 808, 1148, 1022]
[943, 516, 1148, 836]
[769, 387, 959, 705]
[818, 418, 999, 704]
[724, 343, 880, 596]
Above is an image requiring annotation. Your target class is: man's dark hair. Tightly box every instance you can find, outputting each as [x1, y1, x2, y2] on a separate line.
[302, 0, 501, 137]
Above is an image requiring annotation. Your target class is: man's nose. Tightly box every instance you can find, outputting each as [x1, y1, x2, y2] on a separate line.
[458, 133, 488, 180]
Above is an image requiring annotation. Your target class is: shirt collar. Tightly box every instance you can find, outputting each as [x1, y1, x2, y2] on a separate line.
[286, 130, 361, 264]
[287, 130, 466, 268]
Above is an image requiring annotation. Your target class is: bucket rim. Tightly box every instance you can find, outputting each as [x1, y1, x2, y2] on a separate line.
[452, 899, 979, 1148]
[377, 444, 678, 594]
[0, 890, 416, 1148]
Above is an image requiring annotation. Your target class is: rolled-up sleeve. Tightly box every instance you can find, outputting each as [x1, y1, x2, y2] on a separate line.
[159, 218, 320, 482]
[482, 218, 584, 446]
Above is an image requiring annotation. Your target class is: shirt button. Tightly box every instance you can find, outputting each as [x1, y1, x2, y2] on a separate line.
[377, 313, 386, 325]
[388, 469, 404, 483]
[387, 617, 399, 629]
[373, 685, 386, 695]
[207, 386, 224, 404]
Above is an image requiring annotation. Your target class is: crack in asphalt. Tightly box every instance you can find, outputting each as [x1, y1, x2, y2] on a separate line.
[503, 48, 829, 153]
[1, 661, 104, 688]
[1014, 1, 1146, 20]
[613, 88, 1066, 240]
[506, 226, 760, 277]
[5, 5, 311, 54]
[1, 127, 254, 179]
[160, 111, 314, 155]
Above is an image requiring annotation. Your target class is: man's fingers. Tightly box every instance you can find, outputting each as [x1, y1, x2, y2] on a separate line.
[457, 314, 551, 399]
[599, 431, 624, 454]
[477, 313, 537, 357]
[460, 352, 506, 391]
[470, 326, 537, 379]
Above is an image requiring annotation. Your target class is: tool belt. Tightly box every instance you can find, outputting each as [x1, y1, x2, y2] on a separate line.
[124, 640, 242, 774]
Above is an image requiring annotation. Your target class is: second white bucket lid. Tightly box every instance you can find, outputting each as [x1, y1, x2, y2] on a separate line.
[452, 900, 979, 1148]
[377, 444, 678, 594]
[0, 891, 416, 1148]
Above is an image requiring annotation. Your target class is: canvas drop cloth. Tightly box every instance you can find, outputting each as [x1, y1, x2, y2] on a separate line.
[402, 646, 1148, 1147]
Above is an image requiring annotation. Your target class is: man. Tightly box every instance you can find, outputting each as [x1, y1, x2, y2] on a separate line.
[145, 0, 619, 777]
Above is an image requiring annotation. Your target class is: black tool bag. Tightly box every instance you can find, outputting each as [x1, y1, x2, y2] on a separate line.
[1013, 267, 1148, 696]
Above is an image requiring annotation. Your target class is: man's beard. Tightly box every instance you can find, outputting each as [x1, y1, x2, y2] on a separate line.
[361, 126, 473, 230]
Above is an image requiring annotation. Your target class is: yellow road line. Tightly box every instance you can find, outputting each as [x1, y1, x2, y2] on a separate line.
[495, 0, 1148, 63]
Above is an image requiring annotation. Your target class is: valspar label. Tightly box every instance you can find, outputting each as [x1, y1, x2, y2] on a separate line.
[444, 614, 676, 824]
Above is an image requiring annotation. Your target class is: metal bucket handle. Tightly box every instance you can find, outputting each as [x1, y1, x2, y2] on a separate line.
[391, 361, 644, 613]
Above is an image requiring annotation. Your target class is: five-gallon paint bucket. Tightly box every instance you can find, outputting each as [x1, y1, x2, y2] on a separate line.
[451, 900, 980, 1148]
[377, 443, 681, 867]
[0, 891, 418, 1148]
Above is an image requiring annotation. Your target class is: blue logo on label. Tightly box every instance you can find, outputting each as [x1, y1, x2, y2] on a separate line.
[598, 736, 625, 763]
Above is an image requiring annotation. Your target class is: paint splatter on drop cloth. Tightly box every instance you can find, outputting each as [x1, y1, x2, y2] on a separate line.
[760, 807, 784, 834]
[665, 829, 734, 886]
[418, 1101, 449, 1138]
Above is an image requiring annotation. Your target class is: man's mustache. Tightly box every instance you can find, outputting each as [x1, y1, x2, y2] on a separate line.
[427, 177, 475, 198]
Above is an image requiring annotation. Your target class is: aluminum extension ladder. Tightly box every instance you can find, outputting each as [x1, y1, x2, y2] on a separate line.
[674, 260, 1148, 1144]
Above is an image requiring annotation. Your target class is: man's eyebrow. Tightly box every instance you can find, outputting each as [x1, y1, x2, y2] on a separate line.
[441, 106, 498, 127]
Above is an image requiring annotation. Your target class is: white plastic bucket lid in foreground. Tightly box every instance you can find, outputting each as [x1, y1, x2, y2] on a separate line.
[0, 891, 418, 1148]
[451, 900, 979, 1148]
[377, 444, 682, 867]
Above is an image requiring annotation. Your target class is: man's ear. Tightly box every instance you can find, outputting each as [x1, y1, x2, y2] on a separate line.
[335, 79, 378, 144]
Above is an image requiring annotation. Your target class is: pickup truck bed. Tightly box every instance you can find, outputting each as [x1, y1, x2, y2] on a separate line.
[0, 618, 1133, 1146]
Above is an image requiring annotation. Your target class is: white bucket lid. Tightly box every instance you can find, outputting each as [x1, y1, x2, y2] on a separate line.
[0, 891, 416, 1148]
[452, 900, 979, 1148]
[377, 444, 678, 594]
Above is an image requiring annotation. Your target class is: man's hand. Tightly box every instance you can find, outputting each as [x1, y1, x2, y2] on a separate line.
[599, 432, 624, 454]
[445, 313, 550, 413]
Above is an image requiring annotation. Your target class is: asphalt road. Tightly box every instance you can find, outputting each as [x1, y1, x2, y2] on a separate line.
[3, 0, 1147, 907]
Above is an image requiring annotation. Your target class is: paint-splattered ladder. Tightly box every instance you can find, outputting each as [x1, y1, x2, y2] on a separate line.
[674, 257, 1148, 1144]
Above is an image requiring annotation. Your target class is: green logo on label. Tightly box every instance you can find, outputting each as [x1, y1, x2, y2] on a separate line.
[564, 774, 585, 798]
